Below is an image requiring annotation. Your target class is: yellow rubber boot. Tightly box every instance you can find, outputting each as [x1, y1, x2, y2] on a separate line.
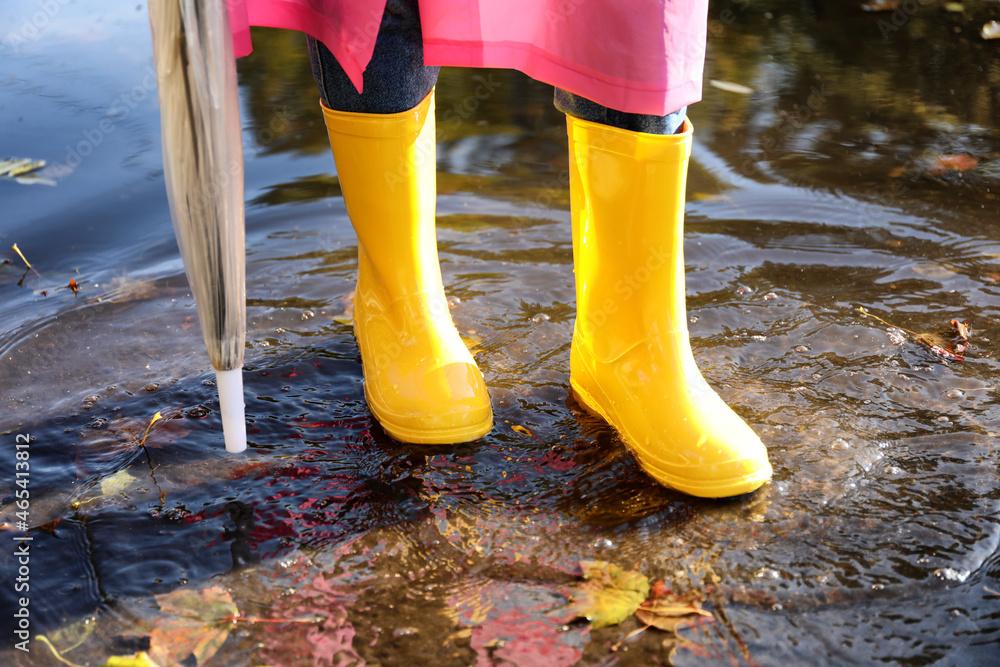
[321, 91, 492, 443]
[566, 115, 771, 497]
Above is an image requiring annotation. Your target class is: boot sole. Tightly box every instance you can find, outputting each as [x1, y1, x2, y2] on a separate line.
[366, 385, 493, 444]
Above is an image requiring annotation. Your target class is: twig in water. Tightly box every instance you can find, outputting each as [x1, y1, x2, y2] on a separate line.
[11, 243, 42, 278]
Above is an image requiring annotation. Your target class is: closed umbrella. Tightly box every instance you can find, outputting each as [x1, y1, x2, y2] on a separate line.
[149, 0, 247, 453]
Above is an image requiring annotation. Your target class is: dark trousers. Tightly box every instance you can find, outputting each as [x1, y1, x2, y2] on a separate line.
[307, 0, 686, 135]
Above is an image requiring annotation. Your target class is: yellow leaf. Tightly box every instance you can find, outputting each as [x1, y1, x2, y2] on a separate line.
[100, 469, 138, 497]
[103, 652, 161, 666]
[567, 561, 650, 629]
[511, 424, 533, 437]
[45, 614, 96, 653]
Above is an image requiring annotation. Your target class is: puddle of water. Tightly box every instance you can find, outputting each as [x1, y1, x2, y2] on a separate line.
[2, 1, 1000, 665]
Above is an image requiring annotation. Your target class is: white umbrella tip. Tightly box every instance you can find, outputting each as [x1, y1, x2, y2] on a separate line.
[215, 367, 247, 453]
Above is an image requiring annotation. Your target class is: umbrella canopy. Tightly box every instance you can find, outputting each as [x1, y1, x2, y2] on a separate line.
[149, 0, 247, 453]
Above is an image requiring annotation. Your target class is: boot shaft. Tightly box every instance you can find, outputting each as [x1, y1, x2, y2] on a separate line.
[321, 91, 441, 299]
[567, 115, 693, 362]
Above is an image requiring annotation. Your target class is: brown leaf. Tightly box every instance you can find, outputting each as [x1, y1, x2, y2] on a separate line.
[149, 617, 228, 667]
[149, 585, 238, 666]
[154, 584, 237, 621]
[928, 154, 978, 176]
[858, 307, 970, 361]
[36, 518, 62, 534]
[68, 278, 78, 296]
[634, 581, 713, 633]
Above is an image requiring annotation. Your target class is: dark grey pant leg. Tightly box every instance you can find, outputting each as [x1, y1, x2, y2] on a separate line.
[307, 0, 438, 114]
[554, 88, 687, 135]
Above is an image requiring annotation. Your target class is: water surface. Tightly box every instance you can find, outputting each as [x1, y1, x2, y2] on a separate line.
[2, 1, 999, 665]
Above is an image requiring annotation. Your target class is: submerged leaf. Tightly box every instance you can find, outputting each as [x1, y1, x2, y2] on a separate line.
[149, 585, 237, 667]
[858, 307, 970, 361]
[43, 614, 97, 653]
[150, 617, 228, 667]
[101, 469, 138, 497]
[928, 154, 978, 176]
[154, 584, 237, 621]
[634, 581, 713, 633]
[567, 561, 650, 629]
[102, 653, 160, 667]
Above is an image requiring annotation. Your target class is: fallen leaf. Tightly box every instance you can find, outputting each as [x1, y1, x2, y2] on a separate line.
[887, 165, 906, 178]
[511, 424, 534, 437]
[43, 614, 97, 653]
[102, 653, 160, 667]
[634, 581, 713, 633]
[155, 584, 238, 620]
[37, 517, 63, 534]
[950, 319, 971, 340]
[858, 307, 970, 361]
[150, 618, 227, 667]
[149, 585, 238, 667]
[928, 154, 978, 176]
[101, 469, 138, 497]
[943, 2, 965, 12]
[567, 561, 650, 629]
[68, 278, 79, 296]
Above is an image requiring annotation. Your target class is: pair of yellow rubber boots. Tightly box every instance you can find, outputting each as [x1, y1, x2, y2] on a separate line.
[321, 91, 772, 498]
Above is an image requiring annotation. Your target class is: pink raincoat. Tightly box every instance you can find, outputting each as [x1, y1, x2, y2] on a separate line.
[227, 0, 707, 116]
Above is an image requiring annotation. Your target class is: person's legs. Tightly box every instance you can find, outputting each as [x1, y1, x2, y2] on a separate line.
[554, 88, 686, 135]
[307, 0, 438, 114]
[310, 0, 493, 444]
[559, 91, 772, 497]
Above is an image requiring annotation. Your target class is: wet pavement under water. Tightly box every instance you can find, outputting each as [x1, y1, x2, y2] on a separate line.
[2, 1, 1000, 665]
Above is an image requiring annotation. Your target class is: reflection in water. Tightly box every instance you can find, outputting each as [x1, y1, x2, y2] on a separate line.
[2, 1, 1000, 665]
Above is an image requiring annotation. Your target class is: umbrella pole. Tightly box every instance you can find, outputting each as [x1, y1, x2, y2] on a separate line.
[149, 0, 248, 453]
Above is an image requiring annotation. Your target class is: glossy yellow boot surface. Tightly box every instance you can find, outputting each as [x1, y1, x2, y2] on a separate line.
[567, 115, 772, 497]
[322, 91, 492, 443]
